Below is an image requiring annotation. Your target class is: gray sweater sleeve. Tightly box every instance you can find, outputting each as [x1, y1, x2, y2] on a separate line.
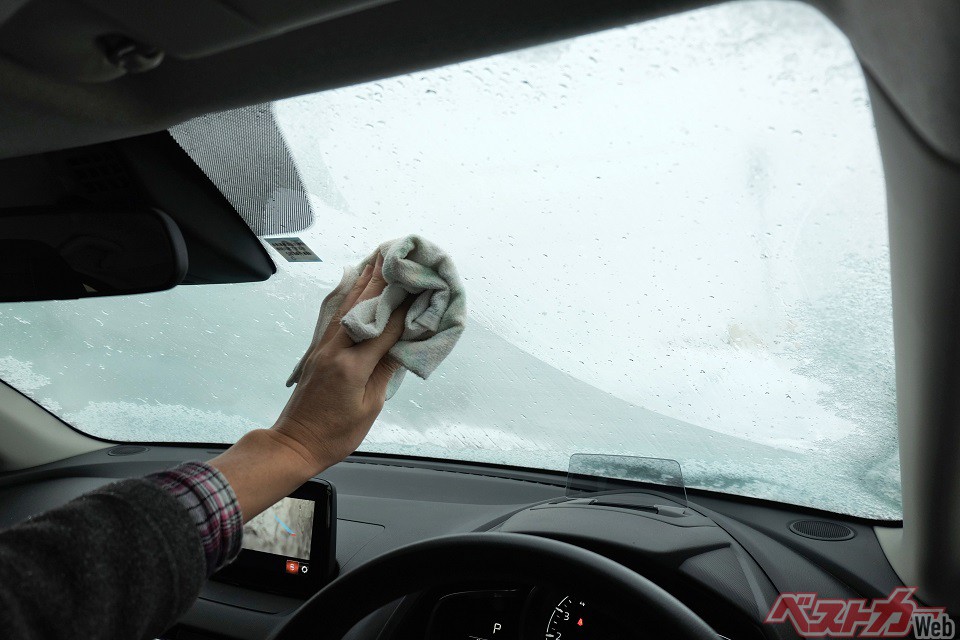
[0, 478, 206, 640]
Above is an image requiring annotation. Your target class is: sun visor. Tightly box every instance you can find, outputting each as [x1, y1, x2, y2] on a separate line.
[81, 0, 399, 59]
[0, 0, 398, 82]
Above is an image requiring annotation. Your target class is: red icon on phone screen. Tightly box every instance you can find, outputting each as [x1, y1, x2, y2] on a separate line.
[285, 560, 299, 574]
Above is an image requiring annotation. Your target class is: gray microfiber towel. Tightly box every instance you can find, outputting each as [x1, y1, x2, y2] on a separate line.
[287, 235, 467, 399]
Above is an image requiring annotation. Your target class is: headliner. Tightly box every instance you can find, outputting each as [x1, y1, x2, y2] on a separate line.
[0, 0, 957, 162]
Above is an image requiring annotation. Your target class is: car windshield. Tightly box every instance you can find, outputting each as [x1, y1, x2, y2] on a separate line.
[0, 1, 899, 519]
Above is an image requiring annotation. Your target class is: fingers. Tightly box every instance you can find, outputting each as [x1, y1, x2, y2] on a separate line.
[354, 252, 387, 306]
[330, 252, 387, 350]
[319, 263, 374, 347]
[353, 297, 412, 373]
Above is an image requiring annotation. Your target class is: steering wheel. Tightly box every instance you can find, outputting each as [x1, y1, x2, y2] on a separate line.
[270, 532, 717, 639]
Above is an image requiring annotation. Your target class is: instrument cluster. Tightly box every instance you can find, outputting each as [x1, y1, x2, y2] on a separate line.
[425, 587, 627, 640]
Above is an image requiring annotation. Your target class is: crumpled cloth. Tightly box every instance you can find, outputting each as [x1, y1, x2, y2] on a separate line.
[286, 235, 467, 398]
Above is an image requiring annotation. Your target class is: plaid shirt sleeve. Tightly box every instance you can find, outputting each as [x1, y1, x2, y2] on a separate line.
[146, 461, 243, 576]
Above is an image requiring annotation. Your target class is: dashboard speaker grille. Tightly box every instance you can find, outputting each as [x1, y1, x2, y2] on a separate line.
[789, 520, 855, 541]
[107, 445, 148, 456]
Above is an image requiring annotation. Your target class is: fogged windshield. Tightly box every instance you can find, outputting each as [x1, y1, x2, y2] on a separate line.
[0, 1, 899, 519]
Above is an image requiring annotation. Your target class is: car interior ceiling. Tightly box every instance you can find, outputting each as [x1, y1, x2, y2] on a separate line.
[1, 0, 960, 639]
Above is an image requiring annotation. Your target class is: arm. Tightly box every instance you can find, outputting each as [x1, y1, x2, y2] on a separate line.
[0, 252, 407, 640]
[210, 251, 408, 521]
[0, 479, 205, 640]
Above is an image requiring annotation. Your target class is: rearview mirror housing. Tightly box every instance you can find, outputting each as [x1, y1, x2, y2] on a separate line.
[0, 207, 188, 302]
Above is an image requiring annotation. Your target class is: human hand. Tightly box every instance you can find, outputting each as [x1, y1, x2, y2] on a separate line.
[270, 252, 410, 473]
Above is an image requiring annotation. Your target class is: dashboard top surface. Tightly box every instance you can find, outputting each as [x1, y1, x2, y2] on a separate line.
[0, 444, 905, 640]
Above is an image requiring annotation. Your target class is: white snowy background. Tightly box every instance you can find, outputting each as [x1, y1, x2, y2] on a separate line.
[0, 2, 898, 518]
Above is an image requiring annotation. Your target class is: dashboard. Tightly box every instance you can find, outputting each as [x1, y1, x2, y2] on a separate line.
[0, 444, 905, 640]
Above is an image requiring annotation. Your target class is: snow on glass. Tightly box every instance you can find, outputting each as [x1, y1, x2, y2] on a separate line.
[0, 2, 897, 518]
